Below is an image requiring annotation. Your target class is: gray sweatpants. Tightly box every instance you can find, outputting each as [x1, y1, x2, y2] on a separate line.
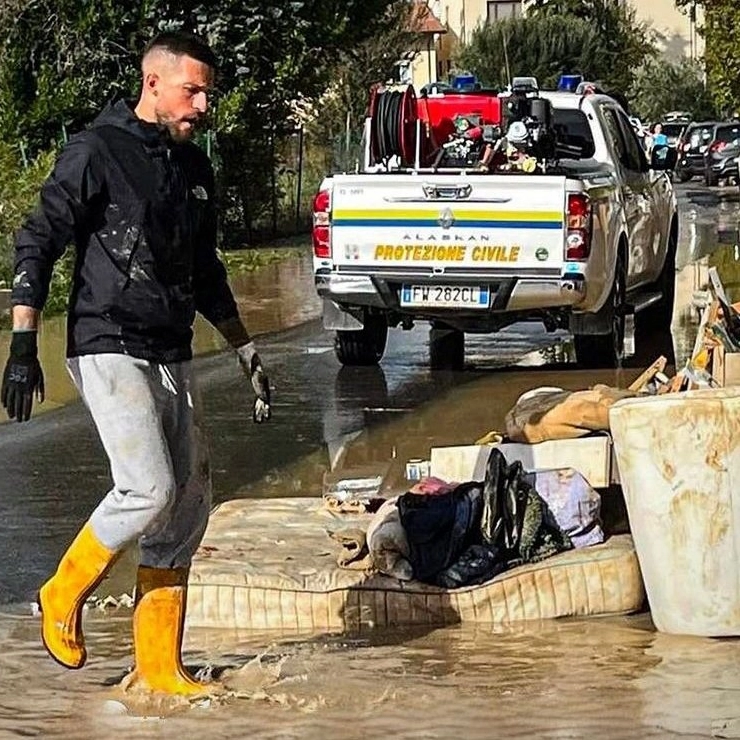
[66, 354, 211, 569]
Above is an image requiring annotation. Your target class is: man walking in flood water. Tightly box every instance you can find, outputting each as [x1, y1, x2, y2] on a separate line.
[0, 31, 271, 696]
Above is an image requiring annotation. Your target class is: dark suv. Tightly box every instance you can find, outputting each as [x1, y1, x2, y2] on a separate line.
[704, 122, 740, 186]
[675, 121, 717, 182]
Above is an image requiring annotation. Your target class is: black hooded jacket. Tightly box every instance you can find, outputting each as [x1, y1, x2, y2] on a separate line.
[11, 99, 239, 362]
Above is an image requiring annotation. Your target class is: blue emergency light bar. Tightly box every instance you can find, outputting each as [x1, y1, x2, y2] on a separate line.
[558, 74, 583, 92]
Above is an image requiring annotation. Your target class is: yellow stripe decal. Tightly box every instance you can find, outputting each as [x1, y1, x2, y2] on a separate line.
[333, 208, 562, 222]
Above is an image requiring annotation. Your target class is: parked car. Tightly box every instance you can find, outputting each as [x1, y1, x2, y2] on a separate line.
[675, 121, 718, 182]
[704, 122, 740, 186]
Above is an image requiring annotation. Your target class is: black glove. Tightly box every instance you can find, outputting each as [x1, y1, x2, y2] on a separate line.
[235, 341, 271, 423]
[1, 330, 45, 422]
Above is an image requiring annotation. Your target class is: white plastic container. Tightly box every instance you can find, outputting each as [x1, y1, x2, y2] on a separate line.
[430, 435, 616, 488]
[609, 388, 740, 636]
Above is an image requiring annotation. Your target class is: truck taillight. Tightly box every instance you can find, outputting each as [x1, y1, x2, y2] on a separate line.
[566, 193, 591, 261]
[312, 189, 331, 258]
[710, 140, 727, 153]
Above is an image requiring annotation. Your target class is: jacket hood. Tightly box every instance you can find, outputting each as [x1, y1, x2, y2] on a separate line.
[92, 98, 171, 146]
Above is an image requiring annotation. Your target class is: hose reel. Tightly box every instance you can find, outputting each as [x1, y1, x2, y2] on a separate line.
[369, 85, 418, 167]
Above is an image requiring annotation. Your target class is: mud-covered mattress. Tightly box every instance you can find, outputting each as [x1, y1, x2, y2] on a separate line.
[187, 497, 644, 631]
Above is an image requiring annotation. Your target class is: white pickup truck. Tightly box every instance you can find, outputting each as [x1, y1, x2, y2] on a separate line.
[312, 91, 678, 369]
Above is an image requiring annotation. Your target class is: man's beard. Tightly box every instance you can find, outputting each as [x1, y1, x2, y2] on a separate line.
[157, 113, 198, 142]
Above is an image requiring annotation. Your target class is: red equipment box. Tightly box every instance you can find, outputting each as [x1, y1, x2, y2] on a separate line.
[418, 92, 503, 147]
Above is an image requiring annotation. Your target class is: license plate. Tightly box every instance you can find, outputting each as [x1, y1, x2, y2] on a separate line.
[400, 285, 490, 308]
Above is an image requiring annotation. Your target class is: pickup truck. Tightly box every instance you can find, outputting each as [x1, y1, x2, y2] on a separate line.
[312, 90, 678, 369]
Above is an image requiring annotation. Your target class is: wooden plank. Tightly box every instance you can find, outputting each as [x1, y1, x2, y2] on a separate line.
[628, 356, 668, 392]
[691, 299, 718, 361]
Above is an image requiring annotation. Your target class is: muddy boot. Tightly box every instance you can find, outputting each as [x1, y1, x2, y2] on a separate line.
[125, 566, 206, 697]
[38, 523, 119, 669]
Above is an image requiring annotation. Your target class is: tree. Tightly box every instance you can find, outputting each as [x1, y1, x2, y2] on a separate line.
[0, 0, 145, 152]
[0, 0, 407, 242]
[311, 1, 423, 163]
[629, 56, 716, 122]
[675, 0, 740, 115]
[456, 15, 611, 92]
[527, 0, 656, 92]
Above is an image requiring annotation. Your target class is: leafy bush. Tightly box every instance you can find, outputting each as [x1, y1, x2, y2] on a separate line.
[0, 142, 56, 288]
[44, 251, 76, 316]
[0, 142, 78, 317]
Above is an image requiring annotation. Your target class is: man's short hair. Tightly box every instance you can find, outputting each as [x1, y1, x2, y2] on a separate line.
[143, 31, 218, 70]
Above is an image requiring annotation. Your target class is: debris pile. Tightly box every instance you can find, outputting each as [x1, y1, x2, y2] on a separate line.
[637, 267, 740, 394]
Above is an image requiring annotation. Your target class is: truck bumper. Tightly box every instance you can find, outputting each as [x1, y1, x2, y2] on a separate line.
[315, 270, 588, 327]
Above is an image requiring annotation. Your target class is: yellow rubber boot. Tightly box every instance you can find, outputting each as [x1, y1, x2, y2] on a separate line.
[38, 523, 119, 669]
[126, 566, 206, 696]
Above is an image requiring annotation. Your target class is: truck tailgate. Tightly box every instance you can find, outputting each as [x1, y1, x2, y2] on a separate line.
[330, 174, 566, 272]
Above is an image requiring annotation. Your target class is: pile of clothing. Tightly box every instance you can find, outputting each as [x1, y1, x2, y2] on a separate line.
[329, 447, 604, 589]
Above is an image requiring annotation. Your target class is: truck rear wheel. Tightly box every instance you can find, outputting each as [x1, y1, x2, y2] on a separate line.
[573, 250, 627, 369]
[429, 323, 464, 370]
[334, 313, 388, 366]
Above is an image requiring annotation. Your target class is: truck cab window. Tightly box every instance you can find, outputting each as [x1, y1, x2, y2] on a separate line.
[602, 108, 640, 172]
[617, 112, 649, 172]
[602, 109, 625, 164]
[552, 109, 596, 159]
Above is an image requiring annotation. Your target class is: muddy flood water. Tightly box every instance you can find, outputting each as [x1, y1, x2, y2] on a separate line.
[2, 610, 739, 739]
[1, 186, 740, 738]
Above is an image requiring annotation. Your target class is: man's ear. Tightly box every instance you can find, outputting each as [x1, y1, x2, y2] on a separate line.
[144, 71, 160, 95]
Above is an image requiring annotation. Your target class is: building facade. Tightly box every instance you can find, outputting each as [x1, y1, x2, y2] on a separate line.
[628, 0, 703, 61]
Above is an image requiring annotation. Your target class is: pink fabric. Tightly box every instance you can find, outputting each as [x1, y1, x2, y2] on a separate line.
[408, 476, 457, 496]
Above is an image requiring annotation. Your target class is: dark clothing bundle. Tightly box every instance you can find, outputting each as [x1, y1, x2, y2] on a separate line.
[396, 482, 483, 584]
[11, 99, 239, 363]
[398, 449, 573, 588]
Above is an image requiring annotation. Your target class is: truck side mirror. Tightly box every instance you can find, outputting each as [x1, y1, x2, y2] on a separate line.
[651, 144, 677, 171]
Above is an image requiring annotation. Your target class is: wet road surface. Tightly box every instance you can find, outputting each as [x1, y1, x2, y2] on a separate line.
[1, 183, 739, 737]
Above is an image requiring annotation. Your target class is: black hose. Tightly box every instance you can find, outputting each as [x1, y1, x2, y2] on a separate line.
[387, 91, 402, 156]
[376, 90, 389, 161]
[372, 89, 406, 164]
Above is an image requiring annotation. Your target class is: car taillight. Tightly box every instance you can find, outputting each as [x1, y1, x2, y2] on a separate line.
[565, 193, 591, 261]
[710, 141, 727, 153]
[312, 189, 331, 258]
